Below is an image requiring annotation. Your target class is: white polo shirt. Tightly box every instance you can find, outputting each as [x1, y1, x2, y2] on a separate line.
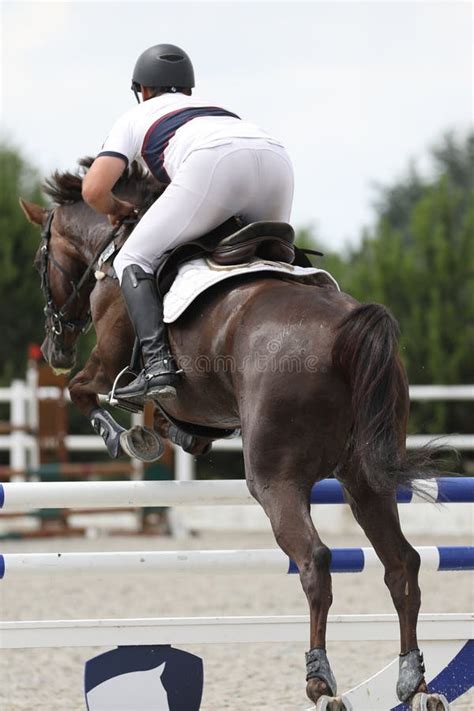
[98, 92, 280, 184]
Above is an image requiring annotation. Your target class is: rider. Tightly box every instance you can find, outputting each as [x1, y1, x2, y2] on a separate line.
[82, 43, 294, 402]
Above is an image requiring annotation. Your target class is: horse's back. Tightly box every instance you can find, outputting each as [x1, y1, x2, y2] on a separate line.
[167, 276, 355, 441]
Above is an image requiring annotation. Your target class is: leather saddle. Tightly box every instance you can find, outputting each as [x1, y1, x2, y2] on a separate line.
[155, 217, 314, 296]
[212, 220, 295, 265]
[119, 218, 321, 443]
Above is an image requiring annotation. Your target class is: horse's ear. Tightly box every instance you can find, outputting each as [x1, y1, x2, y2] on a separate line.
[19, 198, 47, 226]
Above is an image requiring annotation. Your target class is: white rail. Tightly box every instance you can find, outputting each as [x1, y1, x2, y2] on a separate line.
[1, 613, 470, 649]
[0, 378, 472, 473]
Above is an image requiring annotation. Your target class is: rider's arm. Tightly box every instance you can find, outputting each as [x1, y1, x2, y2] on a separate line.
[82, 155, 132, 219]
[84, 110, 141, 223]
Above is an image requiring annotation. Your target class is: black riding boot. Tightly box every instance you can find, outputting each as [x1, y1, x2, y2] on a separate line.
[114, 264, 178, 402]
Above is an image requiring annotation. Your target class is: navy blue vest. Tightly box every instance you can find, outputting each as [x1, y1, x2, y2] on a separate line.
[141, 106, 240, 183]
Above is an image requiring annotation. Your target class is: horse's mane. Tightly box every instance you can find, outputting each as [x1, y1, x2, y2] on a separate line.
[43, 156, 162, 206]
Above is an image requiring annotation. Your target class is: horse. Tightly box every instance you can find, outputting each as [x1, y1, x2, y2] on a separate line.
[20, 158, 447, 710]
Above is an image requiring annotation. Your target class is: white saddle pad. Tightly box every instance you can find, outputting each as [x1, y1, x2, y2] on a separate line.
[163, 257, 339, 323]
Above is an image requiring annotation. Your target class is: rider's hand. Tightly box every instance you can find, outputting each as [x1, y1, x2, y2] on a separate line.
[107, 199, 137, 227]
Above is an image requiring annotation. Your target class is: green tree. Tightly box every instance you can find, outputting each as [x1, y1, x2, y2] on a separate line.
[315, 131, 473, 435]
[295, 224, 348, 282]
[0, 143, 46, 383]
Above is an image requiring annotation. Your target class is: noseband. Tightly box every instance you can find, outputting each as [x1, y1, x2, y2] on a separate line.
[39, 210, 138, 340]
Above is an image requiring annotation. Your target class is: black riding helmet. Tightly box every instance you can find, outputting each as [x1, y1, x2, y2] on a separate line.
[131, 43, 195, 102]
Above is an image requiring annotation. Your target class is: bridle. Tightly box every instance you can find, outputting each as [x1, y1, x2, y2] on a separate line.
[39, 211, 92, 338]
[39, 209, 137, 340]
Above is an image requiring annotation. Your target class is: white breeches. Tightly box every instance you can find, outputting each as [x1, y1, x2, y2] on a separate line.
[113, 138, 294, 283]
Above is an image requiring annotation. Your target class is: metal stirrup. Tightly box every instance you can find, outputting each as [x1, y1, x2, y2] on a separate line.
[108, 365, 136, 405]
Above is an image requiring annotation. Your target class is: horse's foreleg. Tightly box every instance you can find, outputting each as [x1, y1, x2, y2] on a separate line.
[152, 409, 213, 457]
[69, 347, 163, 461]
[69, 347, 108, 417]
[342, 482, 448, 709]
[69, 347, 125, 458]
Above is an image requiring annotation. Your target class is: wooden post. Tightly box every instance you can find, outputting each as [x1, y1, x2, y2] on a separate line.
[37, 364, 68, 464]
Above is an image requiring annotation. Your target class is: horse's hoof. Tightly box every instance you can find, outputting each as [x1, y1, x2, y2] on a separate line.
[411, 692, 450, 710]
[120, 426, 164, 461]
[315, 695, 353, 711]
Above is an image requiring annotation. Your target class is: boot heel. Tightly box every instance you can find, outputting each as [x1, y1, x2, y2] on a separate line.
[148, 384, 177, 400]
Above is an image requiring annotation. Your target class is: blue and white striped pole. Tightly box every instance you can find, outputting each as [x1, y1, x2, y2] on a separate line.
[0, 478, 472, 512]
[0, 546, 472, 579]
[310, 477, 474, 505]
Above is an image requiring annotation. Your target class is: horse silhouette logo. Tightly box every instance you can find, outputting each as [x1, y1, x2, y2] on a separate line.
[85, 645, 203, 711]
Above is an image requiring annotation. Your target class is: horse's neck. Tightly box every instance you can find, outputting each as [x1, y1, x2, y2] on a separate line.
[71, 206, 113, 264]
[72, 184, 152, 263]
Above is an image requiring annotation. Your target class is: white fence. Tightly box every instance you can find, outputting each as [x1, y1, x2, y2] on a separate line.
[0, 365, 144, 473]
[0, 366, 473, 477]
[0, 371, 473, 536]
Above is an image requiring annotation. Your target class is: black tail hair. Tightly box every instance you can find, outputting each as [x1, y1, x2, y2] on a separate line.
[332, 303, 450, 492]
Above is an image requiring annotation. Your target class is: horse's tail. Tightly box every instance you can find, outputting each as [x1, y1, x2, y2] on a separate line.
[332, 303, 442, 492]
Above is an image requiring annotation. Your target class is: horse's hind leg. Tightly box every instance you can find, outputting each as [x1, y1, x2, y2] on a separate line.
[342, 480, 448, 710]
[245, 470, 344, 709]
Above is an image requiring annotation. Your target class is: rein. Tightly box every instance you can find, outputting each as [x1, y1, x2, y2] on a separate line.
[39, 210, 138, 337]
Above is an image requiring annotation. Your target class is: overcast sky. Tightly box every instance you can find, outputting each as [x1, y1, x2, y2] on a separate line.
[1, 1, 472, 249]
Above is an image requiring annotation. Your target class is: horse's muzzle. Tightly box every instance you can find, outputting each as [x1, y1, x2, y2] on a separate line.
[41, 336, 76, 374]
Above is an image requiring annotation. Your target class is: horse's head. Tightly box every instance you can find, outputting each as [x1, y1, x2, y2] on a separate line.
[20, 199, 94, 374]
[21, 157, 163, 374]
